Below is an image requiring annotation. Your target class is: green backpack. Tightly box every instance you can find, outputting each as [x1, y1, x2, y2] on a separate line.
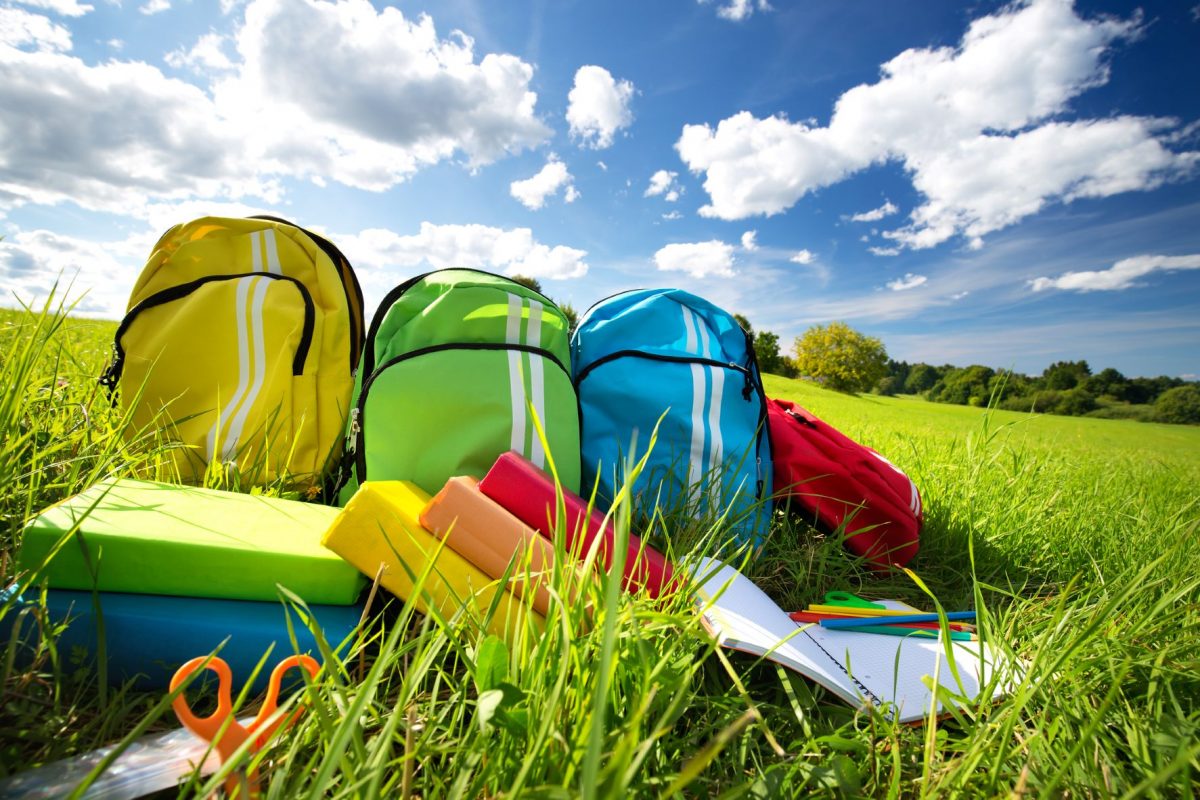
[338, 269, 581, 503]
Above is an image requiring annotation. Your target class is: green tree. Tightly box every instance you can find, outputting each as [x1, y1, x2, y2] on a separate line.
[904, 363, 938, 394]
[1154, 385, 1200, 424]
[510, 274, 543, 294]
[1042, 359, 1091, 390]
[875, 375, 901, 396]
[1084, 367, 1129, 400]
[753, 330, 786, 375]
[792, 321, 888, 393]
[929, 365, 995, 406]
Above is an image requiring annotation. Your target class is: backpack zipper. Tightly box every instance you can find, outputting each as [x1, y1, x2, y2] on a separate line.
[575, 348, 770, 499]
[99, 273, 315, 391]
[360, 268, 566, 380]
[352, 342, 570, 485]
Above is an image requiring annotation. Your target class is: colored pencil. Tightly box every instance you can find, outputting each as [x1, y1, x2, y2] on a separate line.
[789, 611, 975, 633]
[847, 624, 977, 642]
[820, 611, 976, 629]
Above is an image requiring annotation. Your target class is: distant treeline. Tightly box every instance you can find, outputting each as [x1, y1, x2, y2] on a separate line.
[878, 360, 1200, 424]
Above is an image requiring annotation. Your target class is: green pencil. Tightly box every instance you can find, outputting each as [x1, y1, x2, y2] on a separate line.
[849, 624, 976, 642]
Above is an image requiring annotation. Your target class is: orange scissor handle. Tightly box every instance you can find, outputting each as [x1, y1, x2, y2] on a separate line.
[170, 654, 321, 799]
[171, 656, 249, 763]
[248, 654, 321, 748]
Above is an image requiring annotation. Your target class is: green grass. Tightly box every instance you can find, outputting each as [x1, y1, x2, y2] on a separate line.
[2, 297, 1199, 797]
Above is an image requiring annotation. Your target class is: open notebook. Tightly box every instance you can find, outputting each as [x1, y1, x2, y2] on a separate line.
[692, 558, 1013, 723]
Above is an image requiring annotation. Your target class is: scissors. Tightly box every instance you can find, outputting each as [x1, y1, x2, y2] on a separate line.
[170, 654, 320, 798]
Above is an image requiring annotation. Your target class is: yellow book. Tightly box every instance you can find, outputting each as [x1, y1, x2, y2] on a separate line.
[322, 481, 541, 638]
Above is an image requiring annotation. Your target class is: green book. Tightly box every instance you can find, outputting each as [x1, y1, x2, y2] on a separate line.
[18, 478, 363, 605]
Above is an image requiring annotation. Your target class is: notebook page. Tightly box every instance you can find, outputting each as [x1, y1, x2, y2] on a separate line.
[801, 606, 1005, 723]
[692, 558, 862, 707]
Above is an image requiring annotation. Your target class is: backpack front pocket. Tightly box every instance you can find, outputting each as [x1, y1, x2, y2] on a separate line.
[107, 273, 316, 478]
[354, 344, 579, 496]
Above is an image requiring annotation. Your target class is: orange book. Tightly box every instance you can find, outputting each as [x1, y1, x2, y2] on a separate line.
[421, 477, 560, 617]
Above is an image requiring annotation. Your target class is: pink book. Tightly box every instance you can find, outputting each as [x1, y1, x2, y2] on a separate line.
[478, 452, 676, 598]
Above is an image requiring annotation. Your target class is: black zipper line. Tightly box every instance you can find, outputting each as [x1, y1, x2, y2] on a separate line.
[250, 215, 364, 372]
[575, 349, 752, 386]
[352, 342, 571, 484]
[99, 272, 315, 390]
[361, 268, 566, 380]
[575, 347, 771, 500]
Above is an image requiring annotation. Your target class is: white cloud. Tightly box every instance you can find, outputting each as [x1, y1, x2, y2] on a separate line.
[338, 222, 588, 281]
[1029, 254, 1200, 292]
[676, 0, 1197, 250]
[789, 249, 815, 265]
[741, 230, 758, 251]
[510, 156, 577, 210]
[597, 160, 607, 171]
[850, 200, 898, 222]
[105, 38, 123, 50]
[1, 7, 72, 51]
[0, 228, 153, 318]
[951, 291, 969, 300]
[11, 0, 93, 17]
[700, 0, 772, 22]
[887, 272, 927, 291]
[566, 65, 634, 149]
[644, 169, 683, 201]
[166, 32, 235, 73]
[662, 210, 683, 221]
[140, 0, 170, 15]
[869, 246, 901, 257]
[0, 0, 552, 213]
[654, 240, 735, 278]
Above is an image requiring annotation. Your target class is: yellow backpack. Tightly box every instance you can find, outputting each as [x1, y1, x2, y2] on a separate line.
[100, 216, 364, 493]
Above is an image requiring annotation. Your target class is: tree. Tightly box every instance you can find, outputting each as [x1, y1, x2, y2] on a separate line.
[510, 274, 543, 294]
[754, 330, 786, 375]
[929, 365, 994, 406]
[1154, 385, 1200, 425]
[1042, 360, 1091, 390]
[904, 363, 938, 394]
[792, 321, 888, 393]
[1084, 367, 1128, 400]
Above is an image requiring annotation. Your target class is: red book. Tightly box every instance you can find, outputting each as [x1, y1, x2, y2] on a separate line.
[478, 452, 675, 598]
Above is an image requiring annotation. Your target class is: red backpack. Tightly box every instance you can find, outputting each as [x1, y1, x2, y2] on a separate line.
[767, 398, 921, 568]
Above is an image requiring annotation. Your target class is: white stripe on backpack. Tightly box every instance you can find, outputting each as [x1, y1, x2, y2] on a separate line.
[207, 275, 255, 462]
[682, 306, 708, 486]
[526, 299, 546, 468]
[506, 294, 527, 458]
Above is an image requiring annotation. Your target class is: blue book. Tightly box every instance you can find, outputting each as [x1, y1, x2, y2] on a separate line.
[2, 588, 362, 691]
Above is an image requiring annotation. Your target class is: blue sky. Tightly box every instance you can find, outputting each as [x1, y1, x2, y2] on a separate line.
[1, 0, 1198, 378]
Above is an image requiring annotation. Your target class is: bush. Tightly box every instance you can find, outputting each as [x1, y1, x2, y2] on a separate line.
[1154, 385, 1200, 425]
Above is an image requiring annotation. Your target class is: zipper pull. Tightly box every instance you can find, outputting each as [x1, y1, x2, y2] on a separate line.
[347, 407, 361, 453]
[737, 363, 753, 400]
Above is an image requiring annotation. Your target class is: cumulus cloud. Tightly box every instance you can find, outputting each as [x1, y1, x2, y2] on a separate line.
[654, 240, 735, 278]
[644, 169, 683, 202]
[700, 0, 772, 22]
[850, 200, 898, 222]
[741, 230, 758, 251]
[676, 0, 1198, 250]
[662, 210, 683, 221]
[338, 222, 588, 280]
[886, 272, 927, 291]
[166, 32, 235, 73]
[869, 246, 901, 257]
[0, 0, 552, 213]
[1029, 254, 1200, 292]
[139, 0, 169, 15]
[510, 156, 578, 210]
[1, 6, 72, 51]
[12, 0, 93, 17]
[566, 65, 634, 149]
[0, 228, 154, 317]
[789, 249, 815, 265]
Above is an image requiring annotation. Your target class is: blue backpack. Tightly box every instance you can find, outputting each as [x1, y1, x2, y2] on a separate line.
[571, 289, 772, 548]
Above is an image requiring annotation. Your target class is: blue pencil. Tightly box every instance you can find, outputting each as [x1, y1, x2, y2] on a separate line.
[820, 611, 977, 629]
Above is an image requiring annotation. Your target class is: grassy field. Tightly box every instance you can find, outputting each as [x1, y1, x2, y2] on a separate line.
[1, 296, 1199, 798]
